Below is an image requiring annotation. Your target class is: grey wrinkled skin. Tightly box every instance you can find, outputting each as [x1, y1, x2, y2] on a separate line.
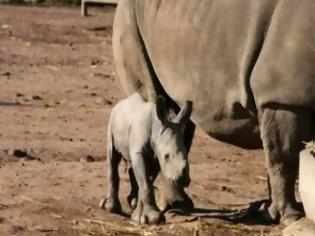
[112, 0, 315, 225]
[100, 93, 192, 225]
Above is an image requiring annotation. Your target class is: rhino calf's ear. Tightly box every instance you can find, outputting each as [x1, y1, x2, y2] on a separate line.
[156, 96, 168, 124]
[174, 100, 193, 128]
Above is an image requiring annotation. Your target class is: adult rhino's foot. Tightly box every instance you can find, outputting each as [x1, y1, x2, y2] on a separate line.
[131, 203, 165, 225]
[99, 197, 122, 214]
[160, 187, 194, 213]
[262, 202, 304, 226]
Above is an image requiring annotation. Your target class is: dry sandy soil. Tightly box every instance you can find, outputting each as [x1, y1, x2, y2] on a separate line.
[0, 5, 284, 236]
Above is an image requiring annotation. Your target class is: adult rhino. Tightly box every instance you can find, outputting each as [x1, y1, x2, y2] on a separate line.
[112, 0, 315, 225]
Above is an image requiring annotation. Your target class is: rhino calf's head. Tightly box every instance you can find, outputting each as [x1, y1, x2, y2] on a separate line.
[154, 97, 193, 188]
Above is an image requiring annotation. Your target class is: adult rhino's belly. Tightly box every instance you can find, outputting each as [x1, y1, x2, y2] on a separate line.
[135, 0, 277, 148]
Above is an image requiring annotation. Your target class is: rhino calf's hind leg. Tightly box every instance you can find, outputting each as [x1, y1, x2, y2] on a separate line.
[100, 133, 122, 214]
[260, 107, 312, 225]
[127, 167, 138, 210]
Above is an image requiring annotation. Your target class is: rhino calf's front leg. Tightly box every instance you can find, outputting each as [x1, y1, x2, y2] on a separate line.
[130, 152, 165, 224]
[127, 158, 160, 210]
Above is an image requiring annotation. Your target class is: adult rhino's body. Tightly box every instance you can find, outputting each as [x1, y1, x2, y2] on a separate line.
[113, 0, 315, 225]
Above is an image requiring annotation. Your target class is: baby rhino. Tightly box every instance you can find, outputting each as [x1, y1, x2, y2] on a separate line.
[100, 93, 192, 224]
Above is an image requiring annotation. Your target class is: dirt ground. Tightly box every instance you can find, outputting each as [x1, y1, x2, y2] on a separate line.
[0, 5, 284, 236]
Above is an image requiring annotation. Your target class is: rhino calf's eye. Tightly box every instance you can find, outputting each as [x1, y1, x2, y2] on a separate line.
[165, 154, 170, 161]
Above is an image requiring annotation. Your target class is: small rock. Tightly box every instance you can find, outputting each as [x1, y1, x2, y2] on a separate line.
[90, 92, 97, 97]
[0, 217, 6, 224]
[90, 59, 102, 66]
[105, 99, 113, 105]
[16, 93, 24, 97]
[8, 149, 27, 158]
[81, 155, 95, 163]
[32, 95, 43, 101]
[95, 97, 105, 105]
[10, 225, 25, 234]
[2, 72, 11, 76]
[45, 98, 60, 108]
[7, 149, 40, 161]
[221, 185, 234, 193]
[1, 24, 11, 29]
[79, 104, 87, 108]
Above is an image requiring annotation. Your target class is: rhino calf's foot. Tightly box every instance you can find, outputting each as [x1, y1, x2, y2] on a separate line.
[99, 197, 122, 214]
[131, 201, 165, 225]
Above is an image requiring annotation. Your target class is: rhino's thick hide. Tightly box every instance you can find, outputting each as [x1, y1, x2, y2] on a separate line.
[127, 0, 315, 147]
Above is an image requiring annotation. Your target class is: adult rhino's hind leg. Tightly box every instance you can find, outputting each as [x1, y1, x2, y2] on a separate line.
[260, 106, 313, 225]
[113, 0, 153, 100]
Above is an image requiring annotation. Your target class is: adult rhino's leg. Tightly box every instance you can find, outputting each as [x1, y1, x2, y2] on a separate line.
[113, 0, 155, 100]
[260, 106, 312, 225]
[113, 0, 194, 212]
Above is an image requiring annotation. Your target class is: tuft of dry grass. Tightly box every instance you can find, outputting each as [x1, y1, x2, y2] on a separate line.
[72, 217, 282, 236]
